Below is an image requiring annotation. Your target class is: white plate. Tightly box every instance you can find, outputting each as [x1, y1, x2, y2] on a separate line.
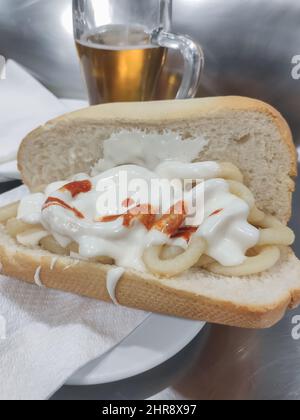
[67, 314, 205, 386]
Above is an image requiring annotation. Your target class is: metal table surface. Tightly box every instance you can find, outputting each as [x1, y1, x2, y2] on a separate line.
[1, 0, 300, 400]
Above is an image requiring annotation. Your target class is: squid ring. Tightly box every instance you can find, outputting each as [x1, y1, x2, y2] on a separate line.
[143, 237, 206, 278]
[206, 246, 280, 277]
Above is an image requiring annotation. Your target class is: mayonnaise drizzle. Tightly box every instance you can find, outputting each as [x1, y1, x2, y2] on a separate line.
[18, 155, 259, 272]
[92, 130, 209, 173]
[34, 266, 44, 288]
[155, 161, 220, 181]
[106, 267, 125, 305]
[194, 179, 259, 266]
[50, 257, 58, 271]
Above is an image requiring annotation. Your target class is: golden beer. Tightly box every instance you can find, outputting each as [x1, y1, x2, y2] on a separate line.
[76, 25, 180, 104]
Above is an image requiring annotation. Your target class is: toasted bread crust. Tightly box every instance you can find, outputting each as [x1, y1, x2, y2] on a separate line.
[0, 229, 299, 329]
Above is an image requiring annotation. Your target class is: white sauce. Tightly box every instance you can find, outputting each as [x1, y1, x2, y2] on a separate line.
[50, 257, 58, 270]
[34, 266, 44, 288]
[17, 132, 260, 276]
[16, 230, 48, 247]
[106, 267, 125, 305]
[17, 193, 45, 225]
[155, 161, 220, 181]
[92, 130, 209, 174]
[18, 162, 259, 269]
[194, 179, 259, 266]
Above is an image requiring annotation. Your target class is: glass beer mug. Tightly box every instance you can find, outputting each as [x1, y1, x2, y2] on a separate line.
[73, 0, 204, 104]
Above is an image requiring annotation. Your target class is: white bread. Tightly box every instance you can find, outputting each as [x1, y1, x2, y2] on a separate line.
[1, 96, 297, 329]
[18, 96, 297, 222]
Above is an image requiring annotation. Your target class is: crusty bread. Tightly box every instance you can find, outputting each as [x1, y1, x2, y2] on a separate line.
[6, 96, 299, 328]
[18, 96, 296, 222]
[0, 228, 299, 329]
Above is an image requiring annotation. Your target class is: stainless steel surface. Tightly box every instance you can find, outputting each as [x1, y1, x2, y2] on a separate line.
[0, 0, 83, 98]
[1, 0, 300, 400]
[1, 0, 300, 141]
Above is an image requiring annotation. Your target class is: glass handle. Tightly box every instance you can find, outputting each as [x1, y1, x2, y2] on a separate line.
[151, 29, 204, 99]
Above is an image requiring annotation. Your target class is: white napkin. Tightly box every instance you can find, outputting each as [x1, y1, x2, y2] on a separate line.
[0, 60, 87, 182]
[0, 187, 149, 400]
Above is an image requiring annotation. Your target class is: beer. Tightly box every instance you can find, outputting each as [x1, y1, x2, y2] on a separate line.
[76, 24, 174, 104]
[156, 66, 182, 101]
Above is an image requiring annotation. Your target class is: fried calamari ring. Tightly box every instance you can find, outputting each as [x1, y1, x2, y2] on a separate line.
[206, 246, 280, 276]
[143, 237, 206, 278]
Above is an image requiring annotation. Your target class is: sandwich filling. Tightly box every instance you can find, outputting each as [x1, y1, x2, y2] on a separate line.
[5, 132, 294, 278]
[18, 162, 259, 272]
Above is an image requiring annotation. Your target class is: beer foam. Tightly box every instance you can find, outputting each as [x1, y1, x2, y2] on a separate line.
[77, 39, 157, 51]
[78, 24, 157, 51]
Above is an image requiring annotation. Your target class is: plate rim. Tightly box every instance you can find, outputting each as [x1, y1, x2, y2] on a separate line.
[66, 314, 205, 386]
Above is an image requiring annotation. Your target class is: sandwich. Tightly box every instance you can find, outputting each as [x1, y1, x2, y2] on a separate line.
[0, 96, 299, 328]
